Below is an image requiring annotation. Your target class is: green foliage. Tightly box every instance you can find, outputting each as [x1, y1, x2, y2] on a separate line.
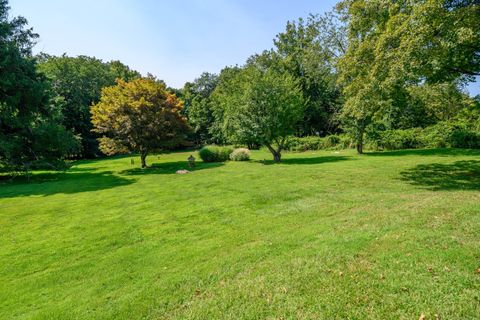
[284, 134, 347, 151]
[273, 13, 345, 136]
[214, 62, 305, 162]
[371, 128, 423, 150]
[209, 66, 243, 145]
[284, 136, 324, 151]
[182, 72, 219, 145]
[368, 122, 480, 151]
[91, 78, 190, 168]
[229, 148, 251, 161]
[198, 145, 233, 163]
[37, 54, 141, 157]
[0, 0, 79, 171]
[337, 0, 480, 153]
[193, 11, 346, 144]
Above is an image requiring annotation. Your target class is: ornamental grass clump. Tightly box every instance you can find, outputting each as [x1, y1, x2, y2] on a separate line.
[230, 148, 251, 161]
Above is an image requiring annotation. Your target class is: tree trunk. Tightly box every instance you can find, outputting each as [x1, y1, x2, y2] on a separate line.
[356, 125, 365, 154]
[273, 151, 281, 162]
[356, 139, 363, 154]
[140, 150, 148, 168]
[266, 143, 282, 162]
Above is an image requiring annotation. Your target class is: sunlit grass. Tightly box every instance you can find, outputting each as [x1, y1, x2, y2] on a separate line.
[1, 148, 479, 319]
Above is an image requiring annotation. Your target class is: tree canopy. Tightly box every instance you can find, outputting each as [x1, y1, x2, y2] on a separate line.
[0, 0, 79, 170]
[337, 0, 479, 153]
[37, 54, 141, 157]
[214, 64, 305, 162]
[274, 13, 346, 136]
[91, 78, 190, 168]
[182, 72, 219, 145]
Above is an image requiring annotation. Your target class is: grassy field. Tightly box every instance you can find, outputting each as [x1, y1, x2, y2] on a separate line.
[1, 148, 479, 319]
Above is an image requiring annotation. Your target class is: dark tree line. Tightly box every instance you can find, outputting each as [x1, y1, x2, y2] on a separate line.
[0, 0, 144, 172]
[37, 54, 141, 158]
[0, 0, 79, 171]
[2, 0, 479, 170]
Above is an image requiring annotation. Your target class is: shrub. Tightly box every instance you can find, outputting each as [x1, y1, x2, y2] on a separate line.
[198, 145, 233, 162]
[449, 129, 480, 148]
[323, 135, 341, 148]
[230, 148, 251, 161]
[420, 124, 451, 148]
[338, 134, 355, 149]
[369, 121, 480, 151]
[377, 128, 423, 150]
[284, 134, 347, 151]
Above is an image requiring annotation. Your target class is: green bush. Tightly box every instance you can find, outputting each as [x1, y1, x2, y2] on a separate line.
[370, 122, 480, 150]
[230, 148, 251, 161]
[323, 135, 341, 148]
[420, 124, 451, 148]
[449, 129, 480, 148]
[338, 134, 355, 149]
[284, 134, 347, 151]
[198, 146, 233, 162]
[376, 128, 423, 150]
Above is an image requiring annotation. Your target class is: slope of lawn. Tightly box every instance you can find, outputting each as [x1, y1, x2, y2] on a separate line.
[0, 148, 479, 319]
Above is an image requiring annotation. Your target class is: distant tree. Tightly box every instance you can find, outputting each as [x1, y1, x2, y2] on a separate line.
[37, 54, 141, 158]
[182, 72, 219, 145]
[273, 13, 345, 136]
[209, 66, 243, 145]
[216, 65, 305, 162]
[91, 78, 190, 168]
[108, 60, 141, 82]
[337, 0, 480, 153]
[0, 0, 79, 171]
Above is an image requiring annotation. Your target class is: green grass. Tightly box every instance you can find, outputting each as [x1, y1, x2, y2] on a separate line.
[1, 148, 479, 319]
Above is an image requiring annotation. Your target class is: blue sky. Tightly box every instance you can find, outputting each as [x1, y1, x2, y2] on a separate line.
[9, 0, 479, 94]
[10, 0, 337, 88]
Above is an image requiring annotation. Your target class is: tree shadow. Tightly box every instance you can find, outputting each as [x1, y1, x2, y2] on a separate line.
[366, 148, 480, 157]
[259, 156, 352, 165]
[119, 161, 224, 176]
[400, 160, 480, 191]
[0, 171, 135, 198]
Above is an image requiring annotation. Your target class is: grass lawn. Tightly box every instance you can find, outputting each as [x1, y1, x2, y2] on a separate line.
[1, 148, 479, 319]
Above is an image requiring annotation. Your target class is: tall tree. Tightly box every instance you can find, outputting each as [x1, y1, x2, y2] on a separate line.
[0, 0, 79, 170]
[209, 66, 243, 145]
[337, 0, 480, 153]
[273, 13, 346, 136]
[37, 54, 141, 158]
[215, 65, 305, 162]
[91, 78, 190, 168]
[182, 72, 219, 145]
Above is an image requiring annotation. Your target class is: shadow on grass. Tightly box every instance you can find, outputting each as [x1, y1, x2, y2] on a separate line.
[366, 148, 480, 157]
[400, 160, 480, 191]
[119, 161, 224, 176]
[0, 171, 135, 198]
[259, 156, 351, 165]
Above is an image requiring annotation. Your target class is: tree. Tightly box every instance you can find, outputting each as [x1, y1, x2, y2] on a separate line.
[273, 13, 346, 136]
[182, 72, 219, 145]
[215, 65, 305, 162]
[209, 66, 243, 145]
[0, 0, 79, 171]
[337, 0, 479, 153]
[37, 54, 141, 158]
[91, 78, 190, 168]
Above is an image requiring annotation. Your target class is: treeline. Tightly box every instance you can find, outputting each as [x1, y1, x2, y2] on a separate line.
[1, 0, 479, 170]
[0, 0, 146, 171]
[181, 13, 346, 146]
[181, 1, 480, 155]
